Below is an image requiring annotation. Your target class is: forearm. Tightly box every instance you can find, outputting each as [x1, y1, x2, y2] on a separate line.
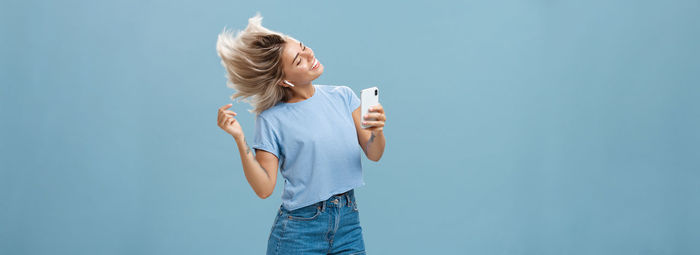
[233, 134, 274, 198]
[365, 131, 385, 162]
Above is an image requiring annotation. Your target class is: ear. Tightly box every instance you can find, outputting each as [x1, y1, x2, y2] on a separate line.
[281, 80, 295, 87]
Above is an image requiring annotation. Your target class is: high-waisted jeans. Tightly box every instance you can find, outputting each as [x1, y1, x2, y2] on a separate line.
[267, 189, 366, 255]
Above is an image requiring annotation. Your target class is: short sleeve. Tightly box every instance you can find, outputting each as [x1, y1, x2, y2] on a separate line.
[343, 86, 361, 113]
[252, 115, 280, 159]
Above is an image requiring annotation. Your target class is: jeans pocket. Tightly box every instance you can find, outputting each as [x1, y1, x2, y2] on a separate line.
[285, 204, 321, 221]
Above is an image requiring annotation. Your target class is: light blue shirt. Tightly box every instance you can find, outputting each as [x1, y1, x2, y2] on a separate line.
[252, 84, 364, 211]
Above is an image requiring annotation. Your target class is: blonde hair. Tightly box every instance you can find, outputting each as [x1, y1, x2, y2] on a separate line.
[216, 13, 294, 115]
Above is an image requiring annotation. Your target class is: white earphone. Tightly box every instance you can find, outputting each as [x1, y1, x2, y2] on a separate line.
[283, 80, 295, 87]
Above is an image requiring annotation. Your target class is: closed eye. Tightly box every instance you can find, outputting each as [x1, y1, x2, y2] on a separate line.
[297, 43, 306, 66]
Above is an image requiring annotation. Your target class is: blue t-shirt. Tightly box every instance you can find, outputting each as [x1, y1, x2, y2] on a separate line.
[252, 84, 364, 211]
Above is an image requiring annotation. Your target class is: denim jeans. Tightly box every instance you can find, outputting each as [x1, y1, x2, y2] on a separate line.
[267, 189, 366, 255]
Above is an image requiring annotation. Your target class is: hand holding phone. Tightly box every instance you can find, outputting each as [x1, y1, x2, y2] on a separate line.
[361, 87, 379, 129]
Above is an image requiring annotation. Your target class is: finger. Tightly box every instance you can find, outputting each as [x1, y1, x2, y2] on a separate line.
[364, 125, 384, 132]
[218, 110, 236, 122]
[218, 109, 225, 119]
[369, 104, 383, 112]
[218, 103, 232, 112]
[362, 120, 385, 127]
[363, 113, 381, 121]
[216, 118, 226, 127]
[364, 113, 386, 121]
[219, 116, 230, 126]
[218, 111, 230, 122]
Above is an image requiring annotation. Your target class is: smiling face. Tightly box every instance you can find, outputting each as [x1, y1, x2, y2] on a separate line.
[279, 38, 324, 87]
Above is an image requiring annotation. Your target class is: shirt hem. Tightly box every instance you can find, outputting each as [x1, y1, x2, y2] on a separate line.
[281, 182, 365, 211]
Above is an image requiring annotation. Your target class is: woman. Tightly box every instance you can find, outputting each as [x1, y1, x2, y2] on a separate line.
[215, 13, 386, 255]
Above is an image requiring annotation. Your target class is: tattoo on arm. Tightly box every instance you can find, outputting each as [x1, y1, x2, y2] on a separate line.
[366, 132, 376, 151]
[245, 140, 252, 155]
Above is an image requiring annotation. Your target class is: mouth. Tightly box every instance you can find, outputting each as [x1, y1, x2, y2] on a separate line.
[311, 58, 320, 70]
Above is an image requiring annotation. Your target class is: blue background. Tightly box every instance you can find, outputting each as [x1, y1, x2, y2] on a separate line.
[2, 0, 699, 254]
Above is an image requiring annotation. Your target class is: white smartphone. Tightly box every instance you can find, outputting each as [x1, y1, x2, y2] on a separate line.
[361, 86, 379, 129]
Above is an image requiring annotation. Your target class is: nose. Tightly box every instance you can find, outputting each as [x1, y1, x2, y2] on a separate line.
[303, 47, 314, 58]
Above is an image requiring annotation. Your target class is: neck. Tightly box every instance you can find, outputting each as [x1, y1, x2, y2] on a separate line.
[286, 82, 315, 103]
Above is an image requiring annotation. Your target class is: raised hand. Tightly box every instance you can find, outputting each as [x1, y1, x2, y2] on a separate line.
[217, 103, 243, 139]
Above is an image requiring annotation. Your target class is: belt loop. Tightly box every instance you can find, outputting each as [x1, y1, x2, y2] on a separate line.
[321, 200, 326, 212]
[345, 190, 352, 207]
